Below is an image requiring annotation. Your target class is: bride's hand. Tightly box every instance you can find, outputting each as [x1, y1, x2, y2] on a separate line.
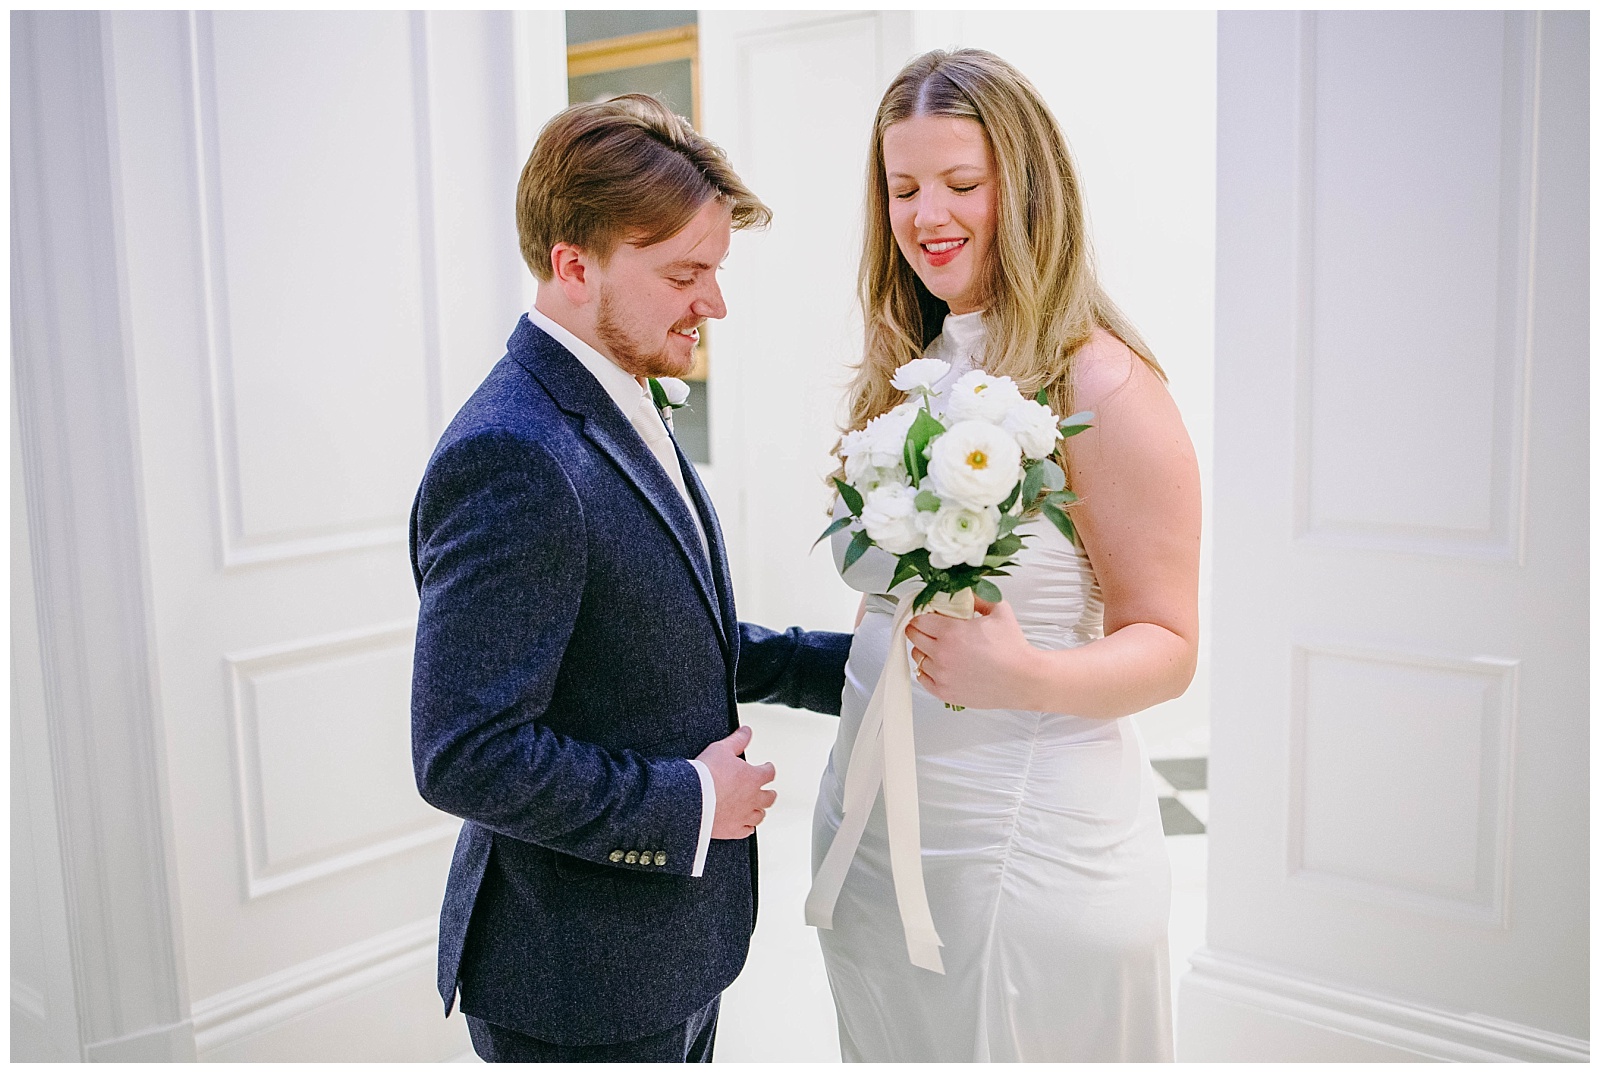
[906, 597, 1041, 710]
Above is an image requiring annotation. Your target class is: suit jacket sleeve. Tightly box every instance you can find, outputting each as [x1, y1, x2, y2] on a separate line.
[410, 428, 702, 873]
[734, 621, 853, 715]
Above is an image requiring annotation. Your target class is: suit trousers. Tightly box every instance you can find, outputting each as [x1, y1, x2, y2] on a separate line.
[465, 996, 720, 1063]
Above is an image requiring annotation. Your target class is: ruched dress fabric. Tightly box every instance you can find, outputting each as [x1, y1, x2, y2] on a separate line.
[812, 312, 1174, 1062]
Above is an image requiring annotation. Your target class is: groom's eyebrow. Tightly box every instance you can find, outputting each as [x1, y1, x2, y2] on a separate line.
[663, 258, 716, 272]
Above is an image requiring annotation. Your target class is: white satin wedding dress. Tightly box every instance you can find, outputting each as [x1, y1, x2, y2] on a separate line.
[811, 312, 1174, 1062]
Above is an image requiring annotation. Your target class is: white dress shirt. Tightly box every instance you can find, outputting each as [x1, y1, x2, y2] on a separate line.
[527, 304, 718, 877]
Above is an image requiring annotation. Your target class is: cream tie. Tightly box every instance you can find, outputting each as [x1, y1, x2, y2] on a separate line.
[630, 388, 709, 561]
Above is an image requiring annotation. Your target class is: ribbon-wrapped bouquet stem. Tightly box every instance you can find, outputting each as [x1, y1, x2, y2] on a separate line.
[806, 357, 1091, 972]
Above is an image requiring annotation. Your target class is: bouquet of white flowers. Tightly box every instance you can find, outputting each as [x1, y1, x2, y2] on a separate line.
[819, 357, 1093, 616]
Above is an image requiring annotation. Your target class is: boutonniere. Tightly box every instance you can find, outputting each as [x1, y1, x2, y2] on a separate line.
[648, 377, 691, 425]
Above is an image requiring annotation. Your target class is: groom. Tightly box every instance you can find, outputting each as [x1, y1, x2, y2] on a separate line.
[409, 95, 851, 1062]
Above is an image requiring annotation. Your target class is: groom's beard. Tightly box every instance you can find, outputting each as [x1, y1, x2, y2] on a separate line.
[595, 287, 699, 380]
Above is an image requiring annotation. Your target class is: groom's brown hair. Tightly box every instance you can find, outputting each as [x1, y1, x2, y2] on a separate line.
[517, 93, 770, 281]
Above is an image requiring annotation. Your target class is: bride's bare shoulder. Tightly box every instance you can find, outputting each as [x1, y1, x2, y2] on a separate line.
[1069, 327, 1153, 410]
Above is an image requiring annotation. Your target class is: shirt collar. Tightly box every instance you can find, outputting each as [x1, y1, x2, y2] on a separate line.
[528, 303, 650, 418]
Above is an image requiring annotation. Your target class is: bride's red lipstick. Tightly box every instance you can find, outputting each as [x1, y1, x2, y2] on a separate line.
[921, 237, 967, 268]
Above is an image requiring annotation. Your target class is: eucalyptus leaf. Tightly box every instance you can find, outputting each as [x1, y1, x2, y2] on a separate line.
[997, 512, 1021, 537]
[842, 529, 873, 574]
[834, 477, 864, 517]
[1047, 489, 1078, 505]
[974, 579, 1003, 603]
[1034, 387, 1050, 406]
[1058, 410, 1095, 439]
[1039, 458, 1066, 492]
[914, 489, 942, 512]
[812, 515, 853, 549]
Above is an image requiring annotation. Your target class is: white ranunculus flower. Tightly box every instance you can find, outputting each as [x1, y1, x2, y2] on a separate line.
[657, 377, 691, 406]
[926, 420, 1023, 510]
[942, 370, 1024, 425]
[859, 401, 920, 469]
[924, 503, 1000, 569]
[860, 484, 929, 554]
[1002, 398, 1062, 460]
[890, 357, 952, 395]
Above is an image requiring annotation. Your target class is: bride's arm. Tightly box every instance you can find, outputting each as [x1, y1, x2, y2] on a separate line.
[907, 335, 1201, 717]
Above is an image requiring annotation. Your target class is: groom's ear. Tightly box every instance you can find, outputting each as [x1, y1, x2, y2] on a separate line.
[550, 242, 594, 304]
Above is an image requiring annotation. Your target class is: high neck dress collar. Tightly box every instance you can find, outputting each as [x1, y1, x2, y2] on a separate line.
[940, 310, 987, 365]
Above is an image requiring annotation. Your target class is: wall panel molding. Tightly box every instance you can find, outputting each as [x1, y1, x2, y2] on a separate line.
[190, 917, 436, 1056]
[1291, 11, 1539, 562]
[1286, 642, 1517, 926]
[1181, 948, 1588, 1062]
[187, 11, 444, 568]
[225, 620, 457, 899]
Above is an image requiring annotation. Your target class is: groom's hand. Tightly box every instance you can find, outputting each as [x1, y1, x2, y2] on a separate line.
[696, 725, 777, 839]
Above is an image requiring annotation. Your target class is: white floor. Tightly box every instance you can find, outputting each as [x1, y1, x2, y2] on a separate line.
[716, 704, 1209, 1063]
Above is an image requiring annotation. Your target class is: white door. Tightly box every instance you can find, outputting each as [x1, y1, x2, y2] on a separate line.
[1183, 12, 1588, 1060]
[14, 11, 565, 1060]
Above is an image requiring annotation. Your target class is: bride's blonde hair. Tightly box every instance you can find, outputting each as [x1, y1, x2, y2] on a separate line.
[842, 49, 1162, 459]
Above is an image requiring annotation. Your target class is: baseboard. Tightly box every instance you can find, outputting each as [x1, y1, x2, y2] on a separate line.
[190, 917, 437, 1056]
[1178, 947, 1589, 1062]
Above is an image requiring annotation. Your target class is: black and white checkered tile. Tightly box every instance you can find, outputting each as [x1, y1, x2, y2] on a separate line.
[1151, 757, 1207, 836]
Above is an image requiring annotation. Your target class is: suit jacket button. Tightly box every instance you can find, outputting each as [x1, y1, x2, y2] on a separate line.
[609, 850, 625, 863]
[654, 851, 667, 867]
[624, 851, 639, 864]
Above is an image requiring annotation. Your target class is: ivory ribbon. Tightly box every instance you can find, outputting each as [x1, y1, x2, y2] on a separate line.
[806, 588, 975, 974]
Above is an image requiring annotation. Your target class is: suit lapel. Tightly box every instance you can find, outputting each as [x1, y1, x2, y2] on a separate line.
[675, 435, 738, 644]
[511, 317, 728, 652]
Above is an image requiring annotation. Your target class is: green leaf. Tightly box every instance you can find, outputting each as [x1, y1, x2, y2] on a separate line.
[912, 586, 940, 611]
[1034, 387, 1050, 406]
[841, 529, 873, 574]
[974, 579, 1003, 603]
[997, 511, 1021, 537]
[1046, 489, 1078, 506]
[812, 515, 853, 550]
[914, 489, 941, 512]
[1040, 502, 1079, 545]
[1038, 458, 1066, 492]
[648, 378, 669, 410]
[833, 477, 864, 517]
[902, 408, 946, 484]
[1021, 462, 1046, 505]
[889, 557, 922, 591]
[997, 482, 1020, 514]
[990, 533, 1024, 557]
[1058, 410, 1095, 438]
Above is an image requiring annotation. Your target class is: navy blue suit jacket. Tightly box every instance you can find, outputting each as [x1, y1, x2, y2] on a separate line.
[410, 316, 850, 1046]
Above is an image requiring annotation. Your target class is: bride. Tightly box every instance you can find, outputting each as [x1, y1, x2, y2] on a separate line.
[811, 49, 1200, 1062]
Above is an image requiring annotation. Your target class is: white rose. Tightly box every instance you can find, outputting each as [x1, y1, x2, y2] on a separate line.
[1002, 398, 1062, 460]
[860, 484, 929, 554]
[942, 370, 1023, 425]
[926, 420, 1023, 510]
[924, 503, 1000, 569]
[657, 376, 691, 406]
[890, 357, 952, 395]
